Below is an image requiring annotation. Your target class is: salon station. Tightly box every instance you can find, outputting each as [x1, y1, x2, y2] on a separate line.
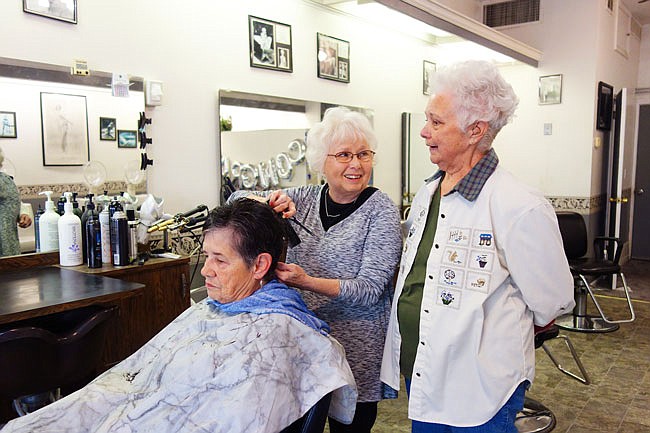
[1, 0, 650, 432]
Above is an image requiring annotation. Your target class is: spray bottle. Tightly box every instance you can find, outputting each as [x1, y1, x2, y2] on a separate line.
[58, 192, 83, 266]
[38, 191, 60, 252]
[98, 195, 112, 264]
[34, 204, 44, 253]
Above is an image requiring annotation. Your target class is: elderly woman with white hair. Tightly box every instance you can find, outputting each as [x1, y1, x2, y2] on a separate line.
[233, 106, 402, 433]
[380, 61, 575, 433]
[0, 147, 32, 257]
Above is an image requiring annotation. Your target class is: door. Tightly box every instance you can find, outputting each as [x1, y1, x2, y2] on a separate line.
[632, 104, 650, 259]
[607, 89, 634, 265]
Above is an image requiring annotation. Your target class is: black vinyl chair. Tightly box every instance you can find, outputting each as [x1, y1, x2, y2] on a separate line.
[554, 211, 635, 333]
[0, 305, 117, 417]
[516, 323, 590, 433]
[280, 392, 332, 433]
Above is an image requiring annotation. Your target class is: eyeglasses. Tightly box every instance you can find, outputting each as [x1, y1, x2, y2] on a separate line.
[327, 150, 376, 163]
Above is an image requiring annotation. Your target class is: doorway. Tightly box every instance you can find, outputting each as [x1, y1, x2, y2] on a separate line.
[632, 104, 650, 260]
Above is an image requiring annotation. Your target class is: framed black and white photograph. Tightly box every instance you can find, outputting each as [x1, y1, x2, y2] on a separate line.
[597, 81, 614, 131]
[423, 61, 436, 95]
[40, 92, 89, 166]
[538, 74, 563, 105]
[99, 117, 116, 141]
[23, 0, 77, 24]
[317, 33, 350, 83]
[117, 130, 137, 148]
[248, 16, 293, 73]
[0, 111, 17, 138]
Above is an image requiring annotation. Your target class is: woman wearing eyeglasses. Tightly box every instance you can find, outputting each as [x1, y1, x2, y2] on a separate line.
[232, 106, 401, 433]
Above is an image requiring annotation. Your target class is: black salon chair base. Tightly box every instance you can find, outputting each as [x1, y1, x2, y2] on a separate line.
[555, 313, 618, 333]
[515, 396, 556, 433]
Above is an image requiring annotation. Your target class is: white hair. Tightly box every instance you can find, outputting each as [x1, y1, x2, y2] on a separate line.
[305, 106, 377, 174]
[429, 60, 519, 150]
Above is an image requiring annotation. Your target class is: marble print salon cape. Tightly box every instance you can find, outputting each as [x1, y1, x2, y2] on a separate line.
[2, 301, 357, 433]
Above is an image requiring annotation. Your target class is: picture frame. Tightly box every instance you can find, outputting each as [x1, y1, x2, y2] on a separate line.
[423, 61, 436, 96]
[538, 74, 563, 105]
[23, 0, 77, 24]
[40, 92, 89, 166]
[597, 81, 614, 131]
[117, 130, 137, 148]
[0, 111, 17, 138]
[248, 16, 293, 73]
[317, 33, 350, 83]
[99, 117, 116, 141]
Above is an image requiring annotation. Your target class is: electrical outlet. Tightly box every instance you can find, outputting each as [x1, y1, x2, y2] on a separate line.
[543, 123, 552, 135]
[72, 59, 89, 76]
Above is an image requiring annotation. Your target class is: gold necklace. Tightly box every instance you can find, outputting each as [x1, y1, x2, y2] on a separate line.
[324, 186, 357, 218]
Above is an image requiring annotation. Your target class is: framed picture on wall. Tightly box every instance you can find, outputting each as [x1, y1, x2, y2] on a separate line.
[317, 33, 350, 83]
[0, 111, 17, 138]
[538, 74, 562, 105]
[99, 117, 116, 141]
[23, 0, 77, 24]
[597, 81, 614, 131]
[40, 92, 89, 166]
[117, 130, 137, 148]
[248, 16, 293, 73]
[423, 61, 436, 95]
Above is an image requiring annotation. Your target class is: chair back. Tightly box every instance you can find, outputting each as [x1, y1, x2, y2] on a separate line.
[280, 392, 332, 433]
[556, 211, 587, 260]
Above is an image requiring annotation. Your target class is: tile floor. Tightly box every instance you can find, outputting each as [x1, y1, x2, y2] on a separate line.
[368, 259, 650, 433]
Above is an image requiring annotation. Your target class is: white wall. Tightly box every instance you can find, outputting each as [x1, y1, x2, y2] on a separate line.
[0, 0, 642, 214]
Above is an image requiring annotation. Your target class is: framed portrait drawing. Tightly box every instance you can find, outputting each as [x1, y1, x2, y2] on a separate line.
[23, 0, 77, 24]
[317, 33, 350, 83]
[597, 81, 614, 131]
[40, 92, 89, 166]
[538, 74, 562, 105]
[248, 16, 293, 73]
[117, 130, 137, 148]
[0, 111, 17, 138]
[423, 61, 436, 96]
[99, 117, 116, 141]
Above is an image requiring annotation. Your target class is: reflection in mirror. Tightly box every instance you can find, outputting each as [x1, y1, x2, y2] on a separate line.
[0, 57, 146, 257]
[218, 90, 374, 201]
[401, 112, 437, 218]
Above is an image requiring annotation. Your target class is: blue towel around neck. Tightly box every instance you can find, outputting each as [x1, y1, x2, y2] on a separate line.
[207, 280, 330, 335]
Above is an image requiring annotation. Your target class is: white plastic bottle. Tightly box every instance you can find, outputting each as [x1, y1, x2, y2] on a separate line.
[58, 192, 83, 266]
[99, 198, 112, 264]
[38, 191, 60, 253]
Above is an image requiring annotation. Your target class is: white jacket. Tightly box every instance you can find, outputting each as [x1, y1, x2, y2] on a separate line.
[380, 165, 574, 426]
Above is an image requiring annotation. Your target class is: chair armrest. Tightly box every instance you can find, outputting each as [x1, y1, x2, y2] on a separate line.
[593, 236, 625, 263]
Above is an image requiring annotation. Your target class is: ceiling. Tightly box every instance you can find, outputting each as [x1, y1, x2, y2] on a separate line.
[622, 0, 650, 25]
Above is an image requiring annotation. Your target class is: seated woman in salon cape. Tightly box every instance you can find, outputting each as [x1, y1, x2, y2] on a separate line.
[2, 198, 357, 433]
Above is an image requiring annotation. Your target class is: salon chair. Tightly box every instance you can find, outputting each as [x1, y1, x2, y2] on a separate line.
[554, 211, 635, 333]
[0, 305, 116, 417]
[280, 392, 332, 433]
[515, 322, 590, 433]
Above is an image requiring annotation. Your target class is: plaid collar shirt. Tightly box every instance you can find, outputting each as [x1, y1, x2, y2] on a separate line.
[427, 148, 499, 202]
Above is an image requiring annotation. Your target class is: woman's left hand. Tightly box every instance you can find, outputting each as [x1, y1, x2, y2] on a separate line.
[17, 213, 32, 228]
[276, 261, 309, 288]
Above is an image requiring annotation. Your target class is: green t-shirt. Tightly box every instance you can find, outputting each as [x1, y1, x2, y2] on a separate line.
[397, 187, 441, 379]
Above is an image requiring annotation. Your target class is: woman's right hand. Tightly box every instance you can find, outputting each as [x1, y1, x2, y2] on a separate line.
[267, 190, 296, 218]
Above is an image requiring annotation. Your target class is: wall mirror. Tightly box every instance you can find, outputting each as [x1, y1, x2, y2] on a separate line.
[0, 57, 146, 257]
[401, 112, 437, 217]
[218, 89, 374, 201]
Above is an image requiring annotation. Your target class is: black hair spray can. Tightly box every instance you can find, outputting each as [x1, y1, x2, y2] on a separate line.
[85, 211, 103, 268]
[110, 210, 129, 266]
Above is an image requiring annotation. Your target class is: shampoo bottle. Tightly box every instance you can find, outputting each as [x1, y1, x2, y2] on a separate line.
[34, 204, 44, 253]
[58, 192, 83, 266]
[84, 195, 102, 268]
[38, 191, 60, 252]
[99, 197, 112, 264]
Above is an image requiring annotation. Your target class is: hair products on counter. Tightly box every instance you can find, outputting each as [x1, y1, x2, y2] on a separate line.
[99, 199, 112, 264]
[84, 195, 102, 268]
[110, 208, 129, 266]
[58, 192, 83, 266]
[34, 204, 44, 253]
[38, 191, 60, 253]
